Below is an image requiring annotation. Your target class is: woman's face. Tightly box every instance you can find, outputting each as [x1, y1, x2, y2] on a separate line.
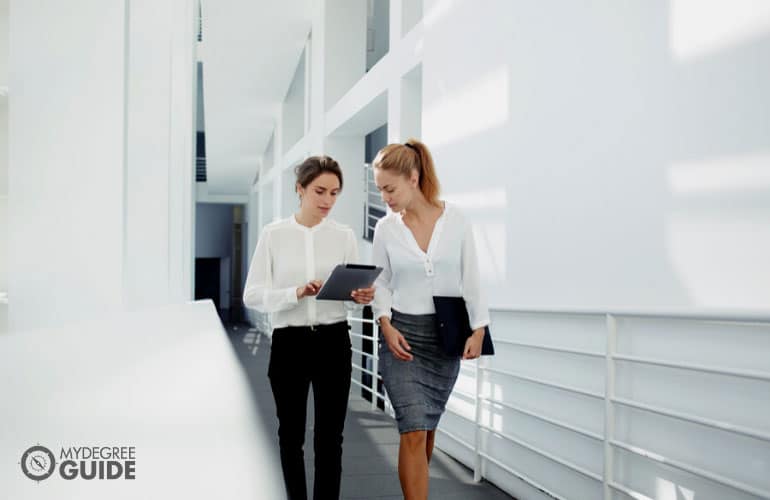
[297, 172, 341, 219]
[374, 167, 418, 213]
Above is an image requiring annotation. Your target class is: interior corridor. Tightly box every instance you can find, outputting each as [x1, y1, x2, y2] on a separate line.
[227, 323, 513, 500]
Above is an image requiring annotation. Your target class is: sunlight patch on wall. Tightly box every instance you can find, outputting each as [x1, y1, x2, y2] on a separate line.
[423, 0, 457, 28]
[670, 0, 770, 61]
[444, 188, 507, 285]
[474, 222, 507, 284]
[667, 152, 770, 308]
[444, 188, 506, 210]
[666, 214, 770, 308]
[423, 66, 509, 148]
[668, 153, 770, 195]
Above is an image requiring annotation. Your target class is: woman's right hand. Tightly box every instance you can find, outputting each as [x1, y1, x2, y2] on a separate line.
[381, 322, 413, 361]
[296, 280, 323, 299]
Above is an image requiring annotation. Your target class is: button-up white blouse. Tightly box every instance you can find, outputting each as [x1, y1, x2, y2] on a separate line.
[243, 216, 359, 329]
[371, 202, 490, 330]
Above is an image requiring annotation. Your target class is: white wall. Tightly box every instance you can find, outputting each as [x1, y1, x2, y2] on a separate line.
[281, 167, 299, 217]
[418, 1, 770, 499]
[246, 188, 260, 264]
[124, 0, 197, 310]
[366, 0, 389, 71]
[196, 62, 205, 132]
[325, 136, 365, 237]
[422, 0, 770, 312]
[282, 50, 306, 153]
[0, 0, 7, 297]
[244, 187, 261, 326]
[260, 181, 275, 231]
[0, 98, 8, 331]
[8, 0, 196, 332]
[0, 0, 6, 83]
[0, 0, 7, 333]
[400, 0, 421, 36]
[238, 1, 770, 497]
[9, 0, 127, 331]
[263, 133, 275, 171]
[324, 0, 366, 109]
[400, 64, 421, 141]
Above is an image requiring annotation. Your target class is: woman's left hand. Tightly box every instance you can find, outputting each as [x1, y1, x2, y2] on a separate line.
[350, 286, 375, 304]
[462, 328, 486, 360]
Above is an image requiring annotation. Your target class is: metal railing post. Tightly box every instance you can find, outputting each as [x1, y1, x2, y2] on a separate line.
[603, 313, 617, 500]
[371, 321, 379, 411]
[473, 356, 484, 482]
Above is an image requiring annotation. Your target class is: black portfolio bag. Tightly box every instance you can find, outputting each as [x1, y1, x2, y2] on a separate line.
[432, 296, 495, 357]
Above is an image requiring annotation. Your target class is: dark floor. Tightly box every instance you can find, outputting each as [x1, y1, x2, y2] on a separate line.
[226, 323, 513, 500]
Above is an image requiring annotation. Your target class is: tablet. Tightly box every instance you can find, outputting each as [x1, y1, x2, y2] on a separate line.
[316, 264, 383, 301]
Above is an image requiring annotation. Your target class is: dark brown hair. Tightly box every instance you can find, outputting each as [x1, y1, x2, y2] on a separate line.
[294, 155, 343, 191]
[372, 138, 441, 207]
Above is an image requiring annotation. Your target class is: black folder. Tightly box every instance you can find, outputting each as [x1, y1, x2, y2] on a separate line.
[432, 296, 495, 357]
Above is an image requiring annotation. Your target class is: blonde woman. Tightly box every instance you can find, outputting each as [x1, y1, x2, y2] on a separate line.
[371, 139, 490, 499]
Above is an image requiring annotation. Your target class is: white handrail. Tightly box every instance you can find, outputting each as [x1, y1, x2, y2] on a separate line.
[479, 396, 603, 442]
[489, 305, 770, 322]
[348, 313, 390, 413]
[348, 308, 770, 500]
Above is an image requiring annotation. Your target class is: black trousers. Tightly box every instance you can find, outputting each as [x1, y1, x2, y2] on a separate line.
[268, 321, 352, 500]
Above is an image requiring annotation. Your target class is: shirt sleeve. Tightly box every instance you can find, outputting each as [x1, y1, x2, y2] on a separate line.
[343, 228, 364, 313]
[371, 220, 393, 322]
[242, 227, 299, 313]
[461, 218, 490, 330]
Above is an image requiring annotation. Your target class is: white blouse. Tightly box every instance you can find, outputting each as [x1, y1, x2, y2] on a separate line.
[371, 203, 490, 330]
[243, 216, 359, 329]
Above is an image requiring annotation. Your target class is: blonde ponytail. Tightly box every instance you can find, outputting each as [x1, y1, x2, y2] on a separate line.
[372, 138, 441, 207]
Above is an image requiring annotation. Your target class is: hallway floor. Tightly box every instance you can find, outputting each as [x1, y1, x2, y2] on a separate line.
[226, 324, 514, 500]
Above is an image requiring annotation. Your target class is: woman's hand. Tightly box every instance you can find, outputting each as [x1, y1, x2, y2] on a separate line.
[350, 286, 375, 304]
[296, 280, 323, 299]
[462, 328, 486, 360]
[381, 321, 413, 361]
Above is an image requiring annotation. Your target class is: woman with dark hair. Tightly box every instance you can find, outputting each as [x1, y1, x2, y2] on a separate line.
[243, 155, 374, 500]
[371, 139, 490, 500]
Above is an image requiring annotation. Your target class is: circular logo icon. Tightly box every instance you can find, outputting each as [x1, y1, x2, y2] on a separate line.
[20, 445, 56, 481]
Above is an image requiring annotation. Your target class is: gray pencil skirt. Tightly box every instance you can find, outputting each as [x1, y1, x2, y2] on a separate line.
[378, 309, 461, 434]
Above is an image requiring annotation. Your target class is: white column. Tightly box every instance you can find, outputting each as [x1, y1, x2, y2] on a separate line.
[8, 0, 196, 332]
[324, 136, 365, 236]
[118, 0, 197, 309]
[387, 81, 402, 142]
[9, 0, 128, 331]
[166, 0, 197, 303]
[0, 0, 8, 333]
[306, 1, 326, 154]
[389, 0, 403, 48]
[323, 0, 366, 111]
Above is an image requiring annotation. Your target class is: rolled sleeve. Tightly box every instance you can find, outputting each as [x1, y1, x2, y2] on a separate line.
[371, 222, 393, 321]
[461, 221, 490, 330]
